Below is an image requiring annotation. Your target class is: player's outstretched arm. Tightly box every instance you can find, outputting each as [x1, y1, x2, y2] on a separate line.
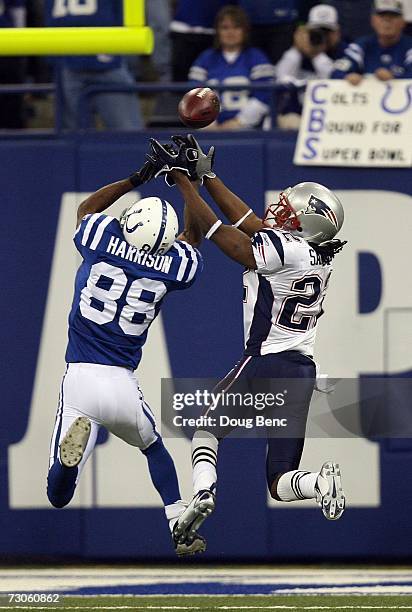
[171, 171, 256, 269]
[170, 134, 263, 237]
[77, 179, 135, 227]
[204, 176, 264, 237]
[178, 189, 203, 248]
[76, 161, 155, 227]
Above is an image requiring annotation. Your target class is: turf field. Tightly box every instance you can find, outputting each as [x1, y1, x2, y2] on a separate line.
[1, 595, 412, 610]
[1, 567, 412, 610]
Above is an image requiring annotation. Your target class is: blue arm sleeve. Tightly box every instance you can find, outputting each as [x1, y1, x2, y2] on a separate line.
[248, 48, 275, 106]
[170, 242, 204, 290]
[74, 213, 116, 257]
[188, 50, 211, 83]
[402, 45, 412, 78]
[331, 42, 365, 78]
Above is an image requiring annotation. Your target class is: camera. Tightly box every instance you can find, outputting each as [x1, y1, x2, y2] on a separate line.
[309, 27, 329, 46]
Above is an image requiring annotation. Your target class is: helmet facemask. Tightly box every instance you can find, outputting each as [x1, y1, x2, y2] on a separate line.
[263, 188, 302, 234]
[119, 207, 128, 228]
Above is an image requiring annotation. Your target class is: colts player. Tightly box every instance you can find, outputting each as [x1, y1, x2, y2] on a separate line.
[46, 157, 205, 556]
[148, 136, 347, 544]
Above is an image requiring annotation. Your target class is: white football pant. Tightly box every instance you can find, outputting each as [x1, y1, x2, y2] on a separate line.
[49, 362, 158, 481]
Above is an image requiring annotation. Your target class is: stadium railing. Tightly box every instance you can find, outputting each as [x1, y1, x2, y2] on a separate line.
[0, 81, 306, 132]
[76, 82, 304, 130]
[0, 82, 64, 133]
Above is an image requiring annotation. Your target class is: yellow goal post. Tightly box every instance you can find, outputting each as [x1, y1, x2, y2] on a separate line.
[0, 0, 153, 55]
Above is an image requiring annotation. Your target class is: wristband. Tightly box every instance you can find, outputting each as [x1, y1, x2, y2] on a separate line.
[205, 220, 223, 240]
[232, 209, 253, 228]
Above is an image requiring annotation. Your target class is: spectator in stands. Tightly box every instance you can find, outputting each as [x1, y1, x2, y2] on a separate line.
[27, 0, 51, 83]
[189, 6, 275, 130]
[238, 0, 299, 65]
[276, 5, 346, 82]
[0, 0, 26, 129]
[170, 0, 237, 82]
[146, 0, 172, 82]
[275, 4, 346, 128]
[45, 0, 142, 130]
[332, 0, 412, 83]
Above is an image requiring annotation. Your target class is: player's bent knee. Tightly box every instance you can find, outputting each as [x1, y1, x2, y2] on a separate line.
[141, 436, 164, 456]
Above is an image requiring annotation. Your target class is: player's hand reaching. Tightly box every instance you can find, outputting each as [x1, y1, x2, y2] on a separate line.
[129, 159, 157, 187]
[172, 134, 216, 184]
[147, 138, 198, 186]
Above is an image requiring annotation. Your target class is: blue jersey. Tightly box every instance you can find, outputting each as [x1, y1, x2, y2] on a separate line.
[66, 213, 203, 370]
[0, 0, 25, 28]
[189, 47, 274, 123]
[173, 0, 236, 29]
[332, 34, 412, 79]
[238, 0, 298, 25]
[45, 0, 122, 71]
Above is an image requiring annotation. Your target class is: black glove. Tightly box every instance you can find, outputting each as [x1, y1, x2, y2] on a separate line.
[129, 159, 156, 188]
[147, 138, 199, 185]
[171, 134, 216, 183]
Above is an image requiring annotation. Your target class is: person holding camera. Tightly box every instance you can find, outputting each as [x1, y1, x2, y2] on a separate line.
[274, 4, 347, 128]
[276, 4, 346, 82]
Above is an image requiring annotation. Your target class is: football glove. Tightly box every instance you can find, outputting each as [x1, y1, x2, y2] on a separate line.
[147, 138, 199, 186]
[129, 159, 157, 188]
[172, 134, 216, 183]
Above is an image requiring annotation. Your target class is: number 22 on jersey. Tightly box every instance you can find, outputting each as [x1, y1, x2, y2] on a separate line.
[277, 273, 331, 332]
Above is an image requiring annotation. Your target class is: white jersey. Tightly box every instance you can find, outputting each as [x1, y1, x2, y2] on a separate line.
[243, 228, 332, 357]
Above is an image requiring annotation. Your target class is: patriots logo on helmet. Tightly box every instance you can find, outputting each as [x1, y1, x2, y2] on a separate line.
[304, 195, 338, 228]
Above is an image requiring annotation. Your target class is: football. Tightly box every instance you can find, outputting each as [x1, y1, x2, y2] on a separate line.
[178, 87, 220, 129]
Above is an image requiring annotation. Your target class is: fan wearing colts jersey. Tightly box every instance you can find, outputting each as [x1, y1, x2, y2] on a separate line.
[46, 153, 206, 557]
[146, 134, 348, 546]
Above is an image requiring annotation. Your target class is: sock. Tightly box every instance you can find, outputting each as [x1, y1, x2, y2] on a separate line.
[276, 470, 319, 502]
[47, 460, 78, 508]
[142, 437, 181, 506]
[192, 430, 218, 495]
[165, 499, 187, 533]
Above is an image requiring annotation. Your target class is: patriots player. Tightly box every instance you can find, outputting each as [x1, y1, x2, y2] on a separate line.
[147, 136, 347, 544]
[46, 156, 205, 556]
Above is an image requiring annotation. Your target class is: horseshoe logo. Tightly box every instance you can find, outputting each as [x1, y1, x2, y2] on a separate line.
[381, 82, 412, 114]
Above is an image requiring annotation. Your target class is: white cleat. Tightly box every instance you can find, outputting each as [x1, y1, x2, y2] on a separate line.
[174, 489, 216, 542]
[315, 461, 345, 521]
[59, 417, 91, 468]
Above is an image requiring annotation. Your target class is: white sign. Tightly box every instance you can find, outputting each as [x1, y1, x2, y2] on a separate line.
[294, 78, 412, 167]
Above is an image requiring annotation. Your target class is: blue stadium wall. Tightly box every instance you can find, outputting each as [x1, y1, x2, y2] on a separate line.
[1, 131, 412, 561]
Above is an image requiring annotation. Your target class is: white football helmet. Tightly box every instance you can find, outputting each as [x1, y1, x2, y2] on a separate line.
[264, 182, 344, 244]
[119, 197, 179, 255]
